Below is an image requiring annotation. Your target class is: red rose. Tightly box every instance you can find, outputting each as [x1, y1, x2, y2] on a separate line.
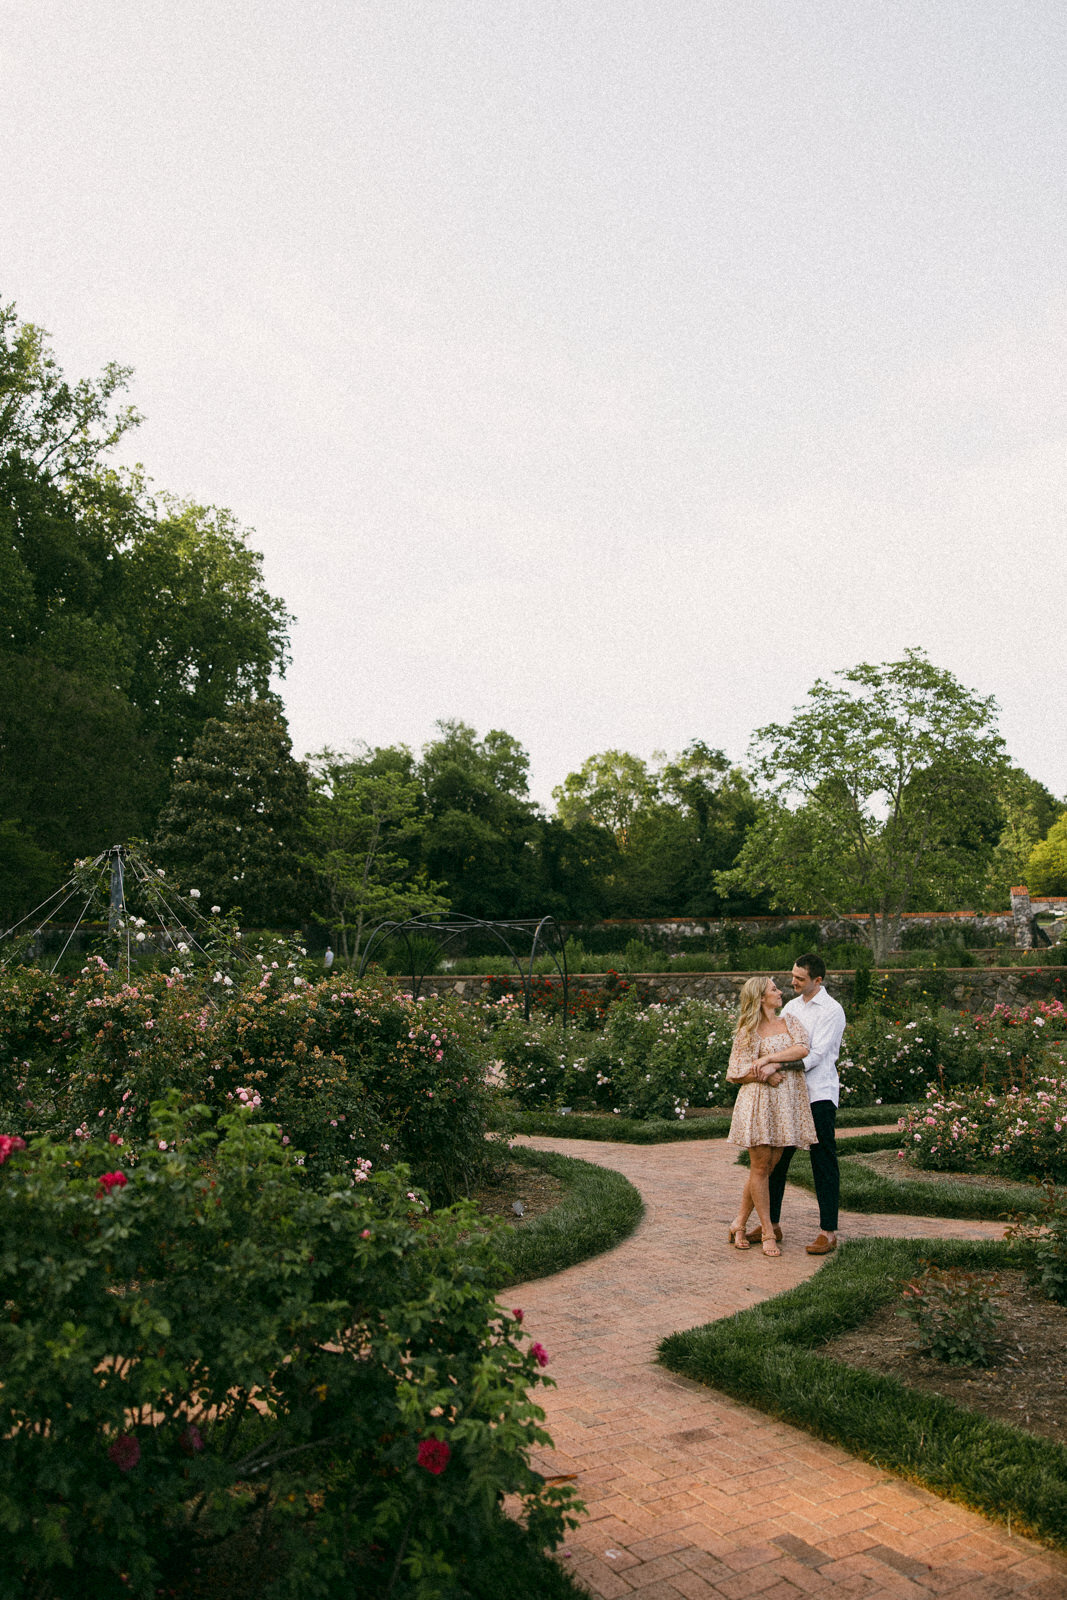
[108, 1433, 141, 1472]
[416, 1438, 451, 1475]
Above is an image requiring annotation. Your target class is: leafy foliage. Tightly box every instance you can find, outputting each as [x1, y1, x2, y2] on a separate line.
[1008, 1187, 1067, 1306]
[1027, 809, 1067, 896]
[0, 300, 293, 916]
[719, 650, 1008, 958]
[0, 1099, 579, 1600]
[898, 1264, 1006, 1365]
[152, 700, 309, 925]
[0, 964, 500, 1207]
[304, 746, 447, 960]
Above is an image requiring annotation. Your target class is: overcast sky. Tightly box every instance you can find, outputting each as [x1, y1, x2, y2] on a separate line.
[4, 1, 1065, 807]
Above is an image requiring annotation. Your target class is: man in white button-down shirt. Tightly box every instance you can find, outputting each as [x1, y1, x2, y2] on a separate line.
[769, 952, 847, 1254]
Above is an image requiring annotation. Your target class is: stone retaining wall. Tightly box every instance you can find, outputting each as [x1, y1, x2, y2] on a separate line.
[562, 911, 1021, 946]
[401, 967, 1067, 1010]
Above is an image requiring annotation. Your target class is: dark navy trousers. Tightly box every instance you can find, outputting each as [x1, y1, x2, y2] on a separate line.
[768, 1099, 839, 1232]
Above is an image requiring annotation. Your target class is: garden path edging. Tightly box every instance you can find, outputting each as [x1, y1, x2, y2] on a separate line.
[508, 1132, 1067, 1599]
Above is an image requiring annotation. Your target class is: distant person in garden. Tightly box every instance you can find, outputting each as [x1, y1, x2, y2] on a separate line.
[759, 953, 847, 1256]
[725, 977, 816, 1257]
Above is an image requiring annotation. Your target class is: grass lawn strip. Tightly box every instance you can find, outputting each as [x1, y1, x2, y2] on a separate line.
[494, 1101, 916, 1143]
[658, 1236, 1067, 1554]
[490, 1144, 644, 1287]
[774, 1143, 1042, 1221]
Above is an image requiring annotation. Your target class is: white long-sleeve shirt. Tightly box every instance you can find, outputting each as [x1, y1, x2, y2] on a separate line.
[781, 985, 846, 1107]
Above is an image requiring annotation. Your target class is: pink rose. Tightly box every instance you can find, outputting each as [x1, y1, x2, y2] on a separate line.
[97, 1171, 128, 1196]
[178, 1424, 204, 1456]
[531, 1342, 549, 1368]
[0, 1135, 27, 1165]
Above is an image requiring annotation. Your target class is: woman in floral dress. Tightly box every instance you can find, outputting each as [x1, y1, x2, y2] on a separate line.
[726, 977, 816, 1256]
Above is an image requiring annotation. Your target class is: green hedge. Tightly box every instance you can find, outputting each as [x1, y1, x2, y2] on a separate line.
[659, 1237, 1067, 1552]
[775, 1144, 1044, 1222]
[492, 1145, 644, 1286]
[495, 1103, 916, 1144]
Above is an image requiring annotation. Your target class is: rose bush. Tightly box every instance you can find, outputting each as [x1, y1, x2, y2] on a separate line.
[476, 993, 1067, 1115]
[0, 965, 499, 1204]
[0, 1097, 580, 1599]
[482, 992, 736, 1118]
[900, 1070, 1067, 1184]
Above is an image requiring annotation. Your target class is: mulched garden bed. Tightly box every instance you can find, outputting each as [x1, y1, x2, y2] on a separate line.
[847, 1148, 1044, 1193]
[821, 1269, 1067, 1448]
[470, 1159, 568, 1223]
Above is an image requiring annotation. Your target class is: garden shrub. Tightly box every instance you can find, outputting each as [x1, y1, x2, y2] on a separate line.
[901, 1076, 1067, 1185]
[0, 1098, 579, 1600]
[0, 964, 500, 1205]
[485, 992, 736, 1118]
[898, 1264, 1006, 1365]
[1008, 1187, 1067, 1306]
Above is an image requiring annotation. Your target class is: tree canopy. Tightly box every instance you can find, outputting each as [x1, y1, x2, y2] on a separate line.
[303, 746, 447, 959]
[1026, 810, 1067, 897]
[551, 740, 763, 916]
[0, 299, 293, 912]
[718, 650, 1008, 958]
[152, 700, 309, 925]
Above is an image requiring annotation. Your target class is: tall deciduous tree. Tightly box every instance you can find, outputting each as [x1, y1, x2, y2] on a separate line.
[718, 650, 1008, 960]
[552, 750, 653, 847]
[0, 299, 294, 915]
[417, 721, 543, 918]
[304, 746, 448, 961]
[984, 770, 1064, 905]
[152, 701, 309, 926]
[552, 742, 762, 916]
[1026, 810, 1067, 896]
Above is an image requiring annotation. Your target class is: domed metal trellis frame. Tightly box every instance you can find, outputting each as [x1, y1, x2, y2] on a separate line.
[357, 913, 569, 1023]
[0, 843, 252, 981]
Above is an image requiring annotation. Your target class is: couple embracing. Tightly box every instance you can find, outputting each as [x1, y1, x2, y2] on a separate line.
[725, 954, 846, 1259]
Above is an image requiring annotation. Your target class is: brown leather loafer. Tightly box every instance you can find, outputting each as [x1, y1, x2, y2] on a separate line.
[806, 1233, 837, 1255]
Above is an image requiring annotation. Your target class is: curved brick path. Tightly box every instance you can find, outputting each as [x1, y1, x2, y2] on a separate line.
[510, 1133, 1067, 1600]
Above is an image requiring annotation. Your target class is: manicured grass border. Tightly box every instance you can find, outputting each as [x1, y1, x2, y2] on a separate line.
[658, 1237, 1067, 1553]
[775, 1143, 1041, 1222]
[490, 1144, 644, 1287]
[492, 1103, 916, 1143]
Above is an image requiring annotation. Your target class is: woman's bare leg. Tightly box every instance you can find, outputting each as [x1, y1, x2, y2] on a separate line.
[729, 1172, 756, 1247]
[748, 1147, 783, 1253]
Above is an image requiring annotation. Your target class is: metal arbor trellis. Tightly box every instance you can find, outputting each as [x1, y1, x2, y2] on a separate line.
[0, 843, 250, 980]
[357, 913, 569, 1022]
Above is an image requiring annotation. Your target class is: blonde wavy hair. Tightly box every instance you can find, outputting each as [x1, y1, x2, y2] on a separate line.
[733, 976, 776, 1040]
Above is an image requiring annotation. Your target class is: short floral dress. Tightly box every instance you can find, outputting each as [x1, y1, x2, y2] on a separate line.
[726, 1013, 817, 1149]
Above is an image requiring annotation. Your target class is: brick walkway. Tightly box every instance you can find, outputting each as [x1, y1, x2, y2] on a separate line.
[509, 1133, 1067, 1599]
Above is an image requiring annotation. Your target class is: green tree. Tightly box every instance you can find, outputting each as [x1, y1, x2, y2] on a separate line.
[552, 749, 653, 847]
[718, 650, 1008, 960]
[984, 770, 1064, 905]
[304, 746, 448, 961]
[0, 300, 294, 916]
[0, 299, 140, 478]
[1026, 810, 1067, 896]
[551, 742, 762, 916]
[152, 700, 309, 925]
[117, 493, 293, 775]
[417, 721, 544, 918]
